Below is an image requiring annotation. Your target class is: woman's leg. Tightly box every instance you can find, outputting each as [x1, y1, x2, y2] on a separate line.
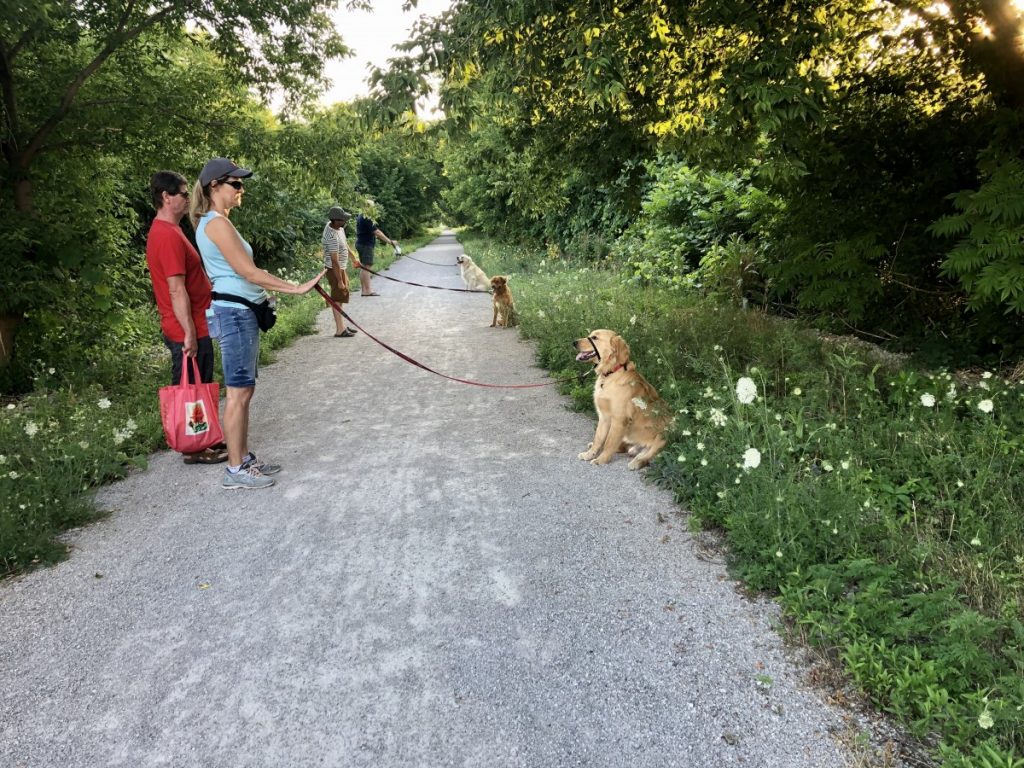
[224, 385, 254, 466]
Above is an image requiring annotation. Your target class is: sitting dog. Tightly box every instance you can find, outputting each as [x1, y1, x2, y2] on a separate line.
[456, 254, 491, 291]
[490, 275, 518, 328]
[573, 329, 670, 470]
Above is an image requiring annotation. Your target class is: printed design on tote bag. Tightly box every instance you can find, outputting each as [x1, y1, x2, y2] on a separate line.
[185, 400, 209, 436]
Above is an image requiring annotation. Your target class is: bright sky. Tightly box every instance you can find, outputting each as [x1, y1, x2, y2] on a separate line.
[323, 0, 452, 116]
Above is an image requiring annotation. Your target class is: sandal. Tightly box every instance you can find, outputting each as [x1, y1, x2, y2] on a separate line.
[183, 447, 229, 464]
[362, 292, 380, 296]
[334, 328, 357, 337]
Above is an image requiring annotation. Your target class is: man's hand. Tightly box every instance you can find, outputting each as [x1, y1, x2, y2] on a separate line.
[183, 331, 198, 357]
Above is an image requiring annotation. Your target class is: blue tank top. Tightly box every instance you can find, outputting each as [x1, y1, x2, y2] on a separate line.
[196, 211, 267, 307]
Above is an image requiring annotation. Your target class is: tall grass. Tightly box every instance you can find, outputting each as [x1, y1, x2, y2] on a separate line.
[463, 231, 1024, 768]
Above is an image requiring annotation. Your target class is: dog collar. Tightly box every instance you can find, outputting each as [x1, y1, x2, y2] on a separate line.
[602, 362, 629, 377]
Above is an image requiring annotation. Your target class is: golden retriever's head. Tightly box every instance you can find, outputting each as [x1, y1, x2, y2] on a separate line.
[573, 329, 631, 375]
[457, 254, 472, 266]
[490, 275, 508, 291]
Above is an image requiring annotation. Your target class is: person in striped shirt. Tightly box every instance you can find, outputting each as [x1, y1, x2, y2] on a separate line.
[322, 206, 361, 337]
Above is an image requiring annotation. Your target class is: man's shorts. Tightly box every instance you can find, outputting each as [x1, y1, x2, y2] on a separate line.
[356, 244, 375, 267]
[326, 267, 349, 302]
[211, 304, 260, 388]
[163, 335, 215, 386]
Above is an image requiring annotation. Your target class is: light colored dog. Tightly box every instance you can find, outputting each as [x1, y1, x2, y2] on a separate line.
[456, 254, 491, 291]
[490, 275, 518, 328]
[573, 329, 670, 470]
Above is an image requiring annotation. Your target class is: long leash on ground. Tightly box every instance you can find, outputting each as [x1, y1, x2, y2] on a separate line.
[397, 253, 459, 267]
[315, 284, 590, 389]
[358, 265, 489, 293]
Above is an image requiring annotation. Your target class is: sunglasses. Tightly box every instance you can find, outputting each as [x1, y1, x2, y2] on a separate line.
[168, 189, 189, 198]
[219, 178, 245, 190]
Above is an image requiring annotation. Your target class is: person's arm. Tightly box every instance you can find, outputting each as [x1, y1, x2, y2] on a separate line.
[348, 243, 361, 270]
[166, 275, 198, 356]
[208, 217, 325, 295]
[373, 228, 396, 248]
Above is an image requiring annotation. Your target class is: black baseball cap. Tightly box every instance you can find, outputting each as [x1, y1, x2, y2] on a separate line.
[199, 157, 253, 186]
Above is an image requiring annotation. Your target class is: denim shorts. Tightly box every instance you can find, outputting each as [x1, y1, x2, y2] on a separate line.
[211, 304, 259, 388]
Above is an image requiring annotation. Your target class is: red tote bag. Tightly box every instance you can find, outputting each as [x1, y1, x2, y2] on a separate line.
[158, 356, 224, 454]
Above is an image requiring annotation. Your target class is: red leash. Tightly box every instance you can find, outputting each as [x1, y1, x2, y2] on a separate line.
[315, 284, 589, 389]
[359, 265, 490, 293]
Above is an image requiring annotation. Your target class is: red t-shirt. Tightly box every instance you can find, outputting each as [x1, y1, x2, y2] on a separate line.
[145, 218, 211, 342]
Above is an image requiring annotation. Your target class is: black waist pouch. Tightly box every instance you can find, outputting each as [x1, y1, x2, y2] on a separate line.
[211, 292, 277, 332]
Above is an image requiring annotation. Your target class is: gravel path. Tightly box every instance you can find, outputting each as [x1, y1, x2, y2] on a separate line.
[0, 232, 861, 767]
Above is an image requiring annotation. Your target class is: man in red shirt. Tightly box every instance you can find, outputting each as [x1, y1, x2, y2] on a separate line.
[146, 170, 227, 464]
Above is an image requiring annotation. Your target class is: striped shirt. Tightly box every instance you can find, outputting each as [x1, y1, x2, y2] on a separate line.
[322, 222, 353, 269]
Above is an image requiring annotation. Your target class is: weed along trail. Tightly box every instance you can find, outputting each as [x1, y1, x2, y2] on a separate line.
[1, 232, 869, 767]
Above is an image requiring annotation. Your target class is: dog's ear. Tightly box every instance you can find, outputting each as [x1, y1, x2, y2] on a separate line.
[610, 334, 631, 367]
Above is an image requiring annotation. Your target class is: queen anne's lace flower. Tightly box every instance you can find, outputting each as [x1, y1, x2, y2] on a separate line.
[735, 377, 757, 404]
[920, 393, 936, 407]
[97, 398, 112, 410]
[742, 448, 761, 469]
[977, 399, 994, 413]
[24, 421, 38, 438]
[709, 408, 727, 427]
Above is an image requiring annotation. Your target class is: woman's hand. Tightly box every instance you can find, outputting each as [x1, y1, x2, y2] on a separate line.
[285, 270, 327, 295]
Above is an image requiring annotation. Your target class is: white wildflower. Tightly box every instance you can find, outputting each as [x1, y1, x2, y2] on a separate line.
[981, 371, 992, 379]
[978, 710, 994, 730]
[742, 448, 762, 469]
[822, 461, 834, 472]
[709, 408, 727, 427]
[696, 442, 705, 451]
[8, 471, 18, 479]
[841, 460, 850, 470]
[977, 399, 994, 413]
[48, 367, 55, 375]
[792, 387, 802, 396]
[677, 454, 686, 463]
[24, 421, 38, 438]
[629, 315, 637, 326]
[682, 430, 692, 437]
[536, 310, 545, 318]
[79, 441, 89, 450]
[97, 398, 112, 410]
[735, 377, 757, 404]
[775, 550, 783, 558]
[971, 536, 982, 547]
[700, 458, 708, 466]
[920, 393, 936, 407]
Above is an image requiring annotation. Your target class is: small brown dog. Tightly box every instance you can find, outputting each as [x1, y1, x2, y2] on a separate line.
[490, 275, 518, 328]
[573, 329, 670, 469]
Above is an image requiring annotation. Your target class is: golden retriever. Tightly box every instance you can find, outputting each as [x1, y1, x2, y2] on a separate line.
[490, 276, 518, 327]
[573, 329, 670, 470]
[456, 254, 491, 291]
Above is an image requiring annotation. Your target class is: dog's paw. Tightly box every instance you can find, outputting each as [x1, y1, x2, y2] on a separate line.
[627, 458, 646, 471]
[578, 451, 595, 461]
[590, 455, 612, 465]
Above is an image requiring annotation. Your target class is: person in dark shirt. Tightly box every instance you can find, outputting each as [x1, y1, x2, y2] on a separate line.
[354, 201, 398, 297]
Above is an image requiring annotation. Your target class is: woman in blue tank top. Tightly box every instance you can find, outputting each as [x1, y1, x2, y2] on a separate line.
[190, 157, 325, 490]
